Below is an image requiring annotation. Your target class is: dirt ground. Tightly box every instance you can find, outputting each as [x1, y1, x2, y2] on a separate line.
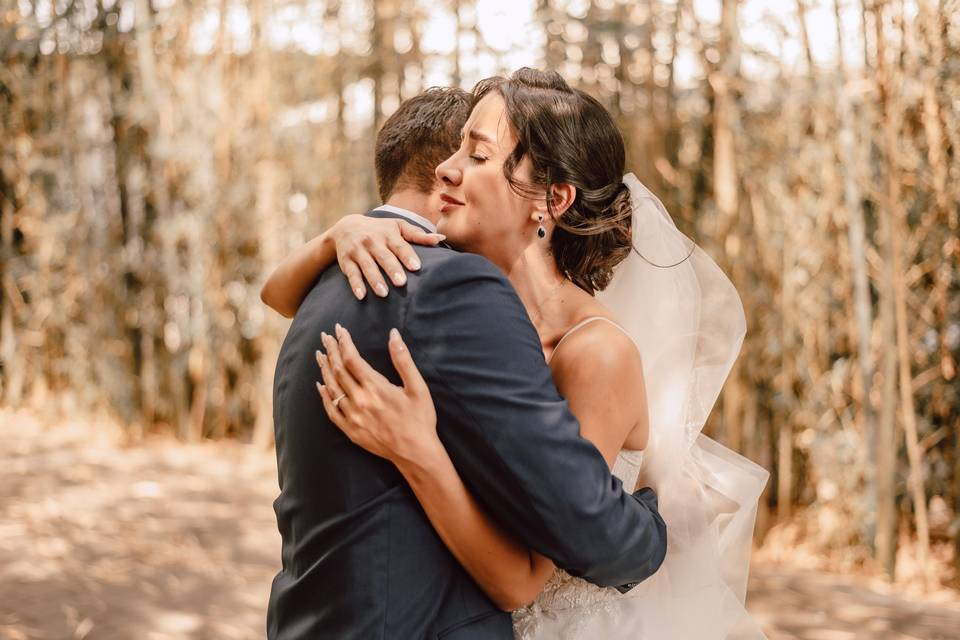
[2, 409, 959, 640]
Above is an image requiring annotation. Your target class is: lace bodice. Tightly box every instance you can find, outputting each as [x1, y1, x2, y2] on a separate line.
[511, 449, 644, 639]
[611, 448, 644, 494]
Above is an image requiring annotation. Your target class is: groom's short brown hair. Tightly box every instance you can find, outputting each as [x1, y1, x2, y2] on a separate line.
[375, 87, 471, 202]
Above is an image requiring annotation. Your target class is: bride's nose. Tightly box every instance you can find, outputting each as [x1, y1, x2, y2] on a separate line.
[436, 155, 462, 186]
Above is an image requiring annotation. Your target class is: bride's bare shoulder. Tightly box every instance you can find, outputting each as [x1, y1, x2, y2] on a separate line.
[551, 315, 641, 376]
[549, 315, 648, 448]
[546, 289, 642, 383]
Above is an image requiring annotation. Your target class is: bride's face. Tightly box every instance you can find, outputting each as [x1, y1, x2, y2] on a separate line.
[434, 93, 541, 267]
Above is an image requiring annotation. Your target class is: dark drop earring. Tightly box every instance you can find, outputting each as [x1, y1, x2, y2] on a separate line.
[537, 214, 546, 239]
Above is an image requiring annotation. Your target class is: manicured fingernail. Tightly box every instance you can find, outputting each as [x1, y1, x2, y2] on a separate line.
[390, 328, 405, 351]
[354, 287, 365, 299]
[393, 272, 406, 285]
[316, 381, 324, 394]
[410, 259, 421, 270]
[375, 283, 388, 297]
[431, 233, 446, 240]
[335, 323, 343, 336]
[315, 349, 322, 363]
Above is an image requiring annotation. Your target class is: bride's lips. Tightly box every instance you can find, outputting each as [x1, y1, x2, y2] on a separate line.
[439, 193, 464, 214]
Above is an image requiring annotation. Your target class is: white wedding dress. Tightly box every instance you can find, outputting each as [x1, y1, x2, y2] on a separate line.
[516, 175, 769, 639]
[511, 316, 645, 638]
[512, 445, 646, 639]
[511, 434, 768, 640]
[512, 316, 651, 639]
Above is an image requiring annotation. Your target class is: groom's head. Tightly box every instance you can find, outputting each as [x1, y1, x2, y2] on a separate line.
[375, 87, 471, 219]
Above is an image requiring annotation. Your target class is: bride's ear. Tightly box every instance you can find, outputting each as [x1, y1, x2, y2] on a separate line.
[546, 182, 576, 219]
[531, 183, 575, 226]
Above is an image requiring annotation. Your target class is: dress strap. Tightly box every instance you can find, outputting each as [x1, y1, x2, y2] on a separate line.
[547, 316, 631, 365]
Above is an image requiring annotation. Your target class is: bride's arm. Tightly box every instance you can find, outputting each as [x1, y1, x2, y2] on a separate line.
[316, 324, 646, 610]
[259, 214, 444, 317]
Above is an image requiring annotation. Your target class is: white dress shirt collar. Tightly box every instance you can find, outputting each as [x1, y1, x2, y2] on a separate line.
[374, 204, 437, 233]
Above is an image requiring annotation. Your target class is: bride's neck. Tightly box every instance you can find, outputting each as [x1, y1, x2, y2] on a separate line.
[503, 244, 569, 332]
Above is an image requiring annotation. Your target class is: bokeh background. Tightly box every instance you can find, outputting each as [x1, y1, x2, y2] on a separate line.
[2, 0, 959, 638]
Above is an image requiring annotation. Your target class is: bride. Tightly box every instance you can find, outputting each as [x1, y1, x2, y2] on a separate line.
[263, 68, 769, 639]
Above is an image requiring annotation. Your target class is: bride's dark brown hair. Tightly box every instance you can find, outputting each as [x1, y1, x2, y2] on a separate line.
[471, 68, 633, 294]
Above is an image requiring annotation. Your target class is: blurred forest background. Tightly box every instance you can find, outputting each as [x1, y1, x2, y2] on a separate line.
[1, 0, 959, 626]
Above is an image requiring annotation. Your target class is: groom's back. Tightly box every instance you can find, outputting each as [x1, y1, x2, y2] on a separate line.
[267, 226, 508, 639]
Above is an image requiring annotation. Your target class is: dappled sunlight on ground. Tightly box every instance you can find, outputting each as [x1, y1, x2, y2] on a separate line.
[0, 410, 280, 639]
[2, 409, 958, 639]
[747, 566, 960, 640]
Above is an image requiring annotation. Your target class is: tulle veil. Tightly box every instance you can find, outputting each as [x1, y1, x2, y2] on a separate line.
[567, 174, 770, 638]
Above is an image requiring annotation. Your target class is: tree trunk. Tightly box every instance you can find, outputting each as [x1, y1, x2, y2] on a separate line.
[713, 0, 740, 222]
[252, 0, 281, 448]
[452, 0, 462, 88]
[834, 0, 877, 552]
[873, 0, 932, 586]
[0, 164, 19, 404]
[917, 1, 956, 383]
[864, 0, 899, 581]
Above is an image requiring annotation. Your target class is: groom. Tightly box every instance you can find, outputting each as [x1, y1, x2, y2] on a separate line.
[268, 88, 667, 639]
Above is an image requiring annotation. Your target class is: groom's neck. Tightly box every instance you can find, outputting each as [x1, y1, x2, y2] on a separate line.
[385, 188, 441, 226]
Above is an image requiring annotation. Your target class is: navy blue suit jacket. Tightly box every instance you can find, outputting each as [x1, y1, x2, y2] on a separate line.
[267, 209, 667, 639]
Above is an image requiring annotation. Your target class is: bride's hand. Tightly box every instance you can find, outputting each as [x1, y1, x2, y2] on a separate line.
[330, 214, 446, 300]
[316, 324, 439, 465]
